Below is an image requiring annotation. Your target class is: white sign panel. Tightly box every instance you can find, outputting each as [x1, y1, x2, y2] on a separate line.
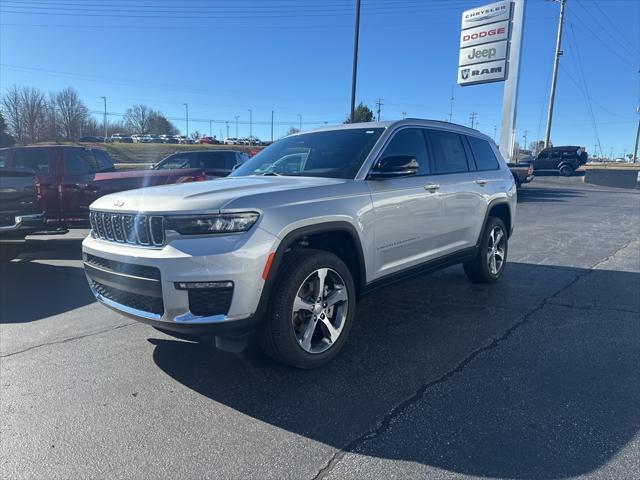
[458, 60, 507, 86]
[461, 0, 511, 30]
[459, 40, 508, 67]
[460, 20, 509, 48]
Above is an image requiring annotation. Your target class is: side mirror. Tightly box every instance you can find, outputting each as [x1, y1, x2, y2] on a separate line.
[368, 155, 419, 179]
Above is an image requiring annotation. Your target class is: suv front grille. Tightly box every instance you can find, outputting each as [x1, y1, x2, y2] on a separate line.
[90, 211, 165, 247]
[92, 280, 164, 315]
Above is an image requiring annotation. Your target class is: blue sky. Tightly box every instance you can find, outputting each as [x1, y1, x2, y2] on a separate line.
[0, 0, 638, 157]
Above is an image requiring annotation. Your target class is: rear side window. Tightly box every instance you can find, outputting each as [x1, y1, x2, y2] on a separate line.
[0, 151, 7, 167]
[467, 136, 499, 171]
[381, 128, 429, 175]
[13, 148, 55, 174]
[197, 153, 227, 169]
[64, 149, 105, 175]
[428, 130, 470, 174]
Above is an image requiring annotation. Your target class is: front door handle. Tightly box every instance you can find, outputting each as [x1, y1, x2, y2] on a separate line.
[475, 178, 488, 186]
[424, 183, 440, 192]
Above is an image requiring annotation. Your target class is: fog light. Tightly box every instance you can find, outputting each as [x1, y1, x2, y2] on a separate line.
[175, 281, 233, 290]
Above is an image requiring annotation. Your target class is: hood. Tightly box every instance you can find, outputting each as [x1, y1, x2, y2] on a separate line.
[90, 175, 347, 213]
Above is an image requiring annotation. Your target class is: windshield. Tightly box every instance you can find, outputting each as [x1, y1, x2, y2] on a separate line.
[231, 128, 384, 179]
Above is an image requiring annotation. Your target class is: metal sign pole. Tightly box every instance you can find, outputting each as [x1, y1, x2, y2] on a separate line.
[499, 0, 526, 161]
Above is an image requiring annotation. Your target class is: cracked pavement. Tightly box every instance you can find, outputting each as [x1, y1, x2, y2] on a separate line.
[1, 179, 639, 479]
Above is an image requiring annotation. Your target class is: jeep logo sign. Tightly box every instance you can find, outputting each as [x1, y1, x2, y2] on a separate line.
[458, 60, 507, 86]
[459, 40, 508, 67]
[461, 0, 510, 29]
[460, 20, 509, 48]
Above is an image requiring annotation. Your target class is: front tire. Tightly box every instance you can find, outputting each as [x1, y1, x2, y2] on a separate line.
[464, 217, 508, 283]
[260, 249, 356, 369]
[559, 164, 574, 177]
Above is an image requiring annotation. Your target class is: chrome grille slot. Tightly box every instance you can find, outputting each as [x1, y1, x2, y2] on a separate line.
[89, 211, 165, 247]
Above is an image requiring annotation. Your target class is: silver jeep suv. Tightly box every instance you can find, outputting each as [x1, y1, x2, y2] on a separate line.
[82, 120, 516, 368]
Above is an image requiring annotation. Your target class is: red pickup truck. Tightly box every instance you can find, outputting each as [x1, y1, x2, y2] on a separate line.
[0, 145, 206, 229]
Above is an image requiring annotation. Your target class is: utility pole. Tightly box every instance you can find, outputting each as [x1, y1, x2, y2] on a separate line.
[375, 98, 383, 122]
[209, 120, 213, 137]
[184, 103, 189, 138]
[297, 113, 302, 131]
[248, 109, 252, 139]
[522, 130, 528, 152]
[469, 112, 478, 129]
[101, 96, 107, 140]
[349, 0, 361, 123]
[234, 115, 239, 137]
[610, 147, 614, 160]
[493, 125, 497, 142]
[225, 121, 229, 139]
[401, 112, 407, 119]
[633, 106, 640, 163]
[448, 86, 454, 122]
[271, 110, 274, 142]
[544, 0, 567, 148]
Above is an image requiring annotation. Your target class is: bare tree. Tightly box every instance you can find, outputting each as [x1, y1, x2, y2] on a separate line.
[148, 111, 178, 135]
[2, 85, 25, 144]
[55, 87, 89, 140]
[124, 104, 153, 134]
[20, 87, 46, 143]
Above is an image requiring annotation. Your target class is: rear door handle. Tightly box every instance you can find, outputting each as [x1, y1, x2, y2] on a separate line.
[424, 183, 440, 192]
[475, 178, 488, 186]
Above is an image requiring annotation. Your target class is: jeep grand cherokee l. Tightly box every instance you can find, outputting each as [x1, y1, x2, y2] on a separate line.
[82, 120, 516, 369]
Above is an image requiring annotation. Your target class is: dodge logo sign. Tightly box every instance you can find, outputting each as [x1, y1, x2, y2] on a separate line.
[460, 20, 509, 48]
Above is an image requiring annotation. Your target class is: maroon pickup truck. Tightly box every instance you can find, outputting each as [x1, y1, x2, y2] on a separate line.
[0, 145, 207, 229]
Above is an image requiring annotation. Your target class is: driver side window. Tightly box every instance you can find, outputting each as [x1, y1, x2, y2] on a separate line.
[380, 128, 429, 175]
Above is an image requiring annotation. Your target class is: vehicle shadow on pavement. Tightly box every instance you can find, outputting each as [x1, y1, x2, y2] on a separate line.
[0, 259, 94, 323]
[517, 187, 585, 204]
[150, 262, 640, 479]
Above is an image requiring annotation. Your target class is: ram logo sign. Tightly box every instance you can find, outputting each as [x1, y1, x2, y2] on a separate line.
[458, 1, 511, 86]
[458, 60, 507, 86]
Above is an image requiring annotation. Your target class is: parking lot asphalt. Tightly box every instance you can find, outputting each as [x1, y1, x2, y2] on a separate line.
[1, 179, 639, 480]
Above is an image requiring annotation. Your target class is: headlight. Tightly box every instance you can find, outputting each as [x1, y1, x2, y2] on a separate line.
[166, 212, 259, 235]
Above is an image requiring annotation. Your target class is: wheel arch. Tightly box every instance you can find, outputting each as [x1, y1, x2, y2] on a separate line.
[254, 222, 367, 321]
[479, 199, 513, 244]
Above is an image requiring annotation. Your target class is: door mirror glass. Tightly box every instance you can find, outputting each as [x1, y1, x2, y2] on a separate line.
[369, 155, 419, 179]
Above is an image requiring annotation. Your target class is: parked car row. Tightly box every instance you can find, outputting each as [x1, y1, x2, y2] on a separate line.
[223, 137, 270, 146]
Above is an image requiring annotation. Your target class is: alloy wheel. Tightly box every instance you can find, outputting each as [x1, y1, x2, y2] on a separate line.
[486, 226, 506, 275]
[291, 268, 349, 354]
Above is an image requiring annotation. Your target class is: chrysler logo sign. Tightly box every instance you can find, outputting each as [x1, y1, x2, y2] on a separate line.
[461, 0, 511, 29]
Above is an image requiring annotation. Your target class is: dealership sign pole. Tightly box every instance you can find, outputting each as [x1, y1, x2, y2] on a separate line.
[458, 0, 526, 161]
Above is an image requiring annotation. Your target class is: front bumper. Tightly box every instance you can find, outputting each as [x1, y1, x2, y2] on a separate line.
[0, 213, 46, 241]
[82, 227, 277, 336]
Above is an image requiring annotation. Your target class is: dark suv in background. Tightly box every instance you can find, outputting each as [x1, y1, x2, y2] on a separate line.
[152, 150, 249, 177]
[524, 146, 588, 176]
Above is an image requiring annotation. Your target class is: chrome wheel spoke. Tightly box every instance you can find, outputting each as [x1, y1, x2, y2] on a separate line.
[318, 316, 339, 344]
[314, 268, 328, 300]
[325, 287, 347, 307]
[293, 295, 314, 313]
[494, 229, 504, 246]
[301, 317, 318, 351]
[495, 248, 505, 262]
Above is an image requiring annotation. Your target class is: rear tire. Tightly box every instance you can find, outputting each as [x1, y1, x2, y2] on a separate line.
[0, 243, 24, 262]
[559, 164, 574, 177]
[464, 217, 508, 283]
[260, 249, 356, 369]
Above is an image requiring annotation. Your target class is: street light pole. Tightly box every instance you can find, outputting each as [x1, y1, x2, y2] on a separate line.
[271, 110, 274, 142]
[633, 106, 640, 163]
[248, 109, 253, 140]
[544, 0, 567, 148]
[184, 103, 189, 138]
[101, 96, 107, 140]
[234, 115, 239, 137]
[225, 121, 229, 140]
[209, 120, 213, 138]
[297, 113, 302, 131]
[349, 0, 361, 122]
